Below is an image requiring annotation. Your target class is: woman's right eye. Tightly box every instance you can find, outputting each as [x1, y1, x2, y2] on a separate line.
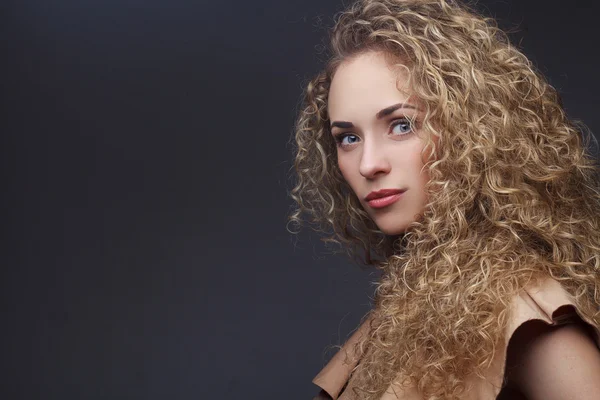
[335, 134, 359, 147]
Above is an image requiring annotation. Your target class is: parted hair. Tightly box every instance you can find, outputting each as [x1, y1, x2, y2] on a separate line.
[289, 0, 600, 398]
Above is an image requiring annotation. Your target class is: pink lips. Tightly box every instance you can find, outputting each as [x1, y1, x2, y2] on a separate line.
[365, 188, 406, 209]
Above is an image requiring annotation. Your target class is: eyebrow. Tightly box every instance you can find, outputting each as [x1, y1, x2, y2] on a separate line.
[330, 102, 418, 129]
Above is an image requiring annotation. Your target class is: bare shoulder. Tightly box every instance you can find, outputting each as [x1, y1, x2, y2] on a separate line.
[505, 320, 600, 400]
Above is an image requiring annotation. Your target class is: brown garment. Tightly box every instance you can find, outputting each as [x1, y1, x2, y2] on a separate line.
[312, 277, 600, 399]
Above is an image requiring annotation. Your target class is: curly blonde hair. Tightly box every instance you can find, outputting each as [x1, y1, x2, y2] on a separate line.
[289, 0, 600, 398]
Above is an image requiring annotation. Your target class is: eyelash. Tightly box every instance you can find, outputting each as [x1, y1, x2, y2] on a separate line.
[333, 117, 416, 147]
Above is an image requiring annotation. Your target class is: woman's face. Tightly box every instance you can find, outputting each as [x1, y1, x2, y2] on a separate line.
[327, 51, 436, 235]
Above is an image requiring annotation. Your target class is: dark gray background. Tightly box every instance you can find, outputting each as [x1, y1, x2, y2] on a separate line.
[3, 0, 599, 399]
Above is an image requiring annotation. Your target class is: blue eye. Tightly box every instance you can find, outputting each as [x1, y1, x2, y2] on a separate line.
[391, 118, 413, 135]
[335, 134, 359, 147]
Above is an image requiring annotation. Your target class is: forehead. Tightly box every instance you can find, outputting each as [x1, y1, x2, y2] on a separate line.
[327, 51, 411, 118]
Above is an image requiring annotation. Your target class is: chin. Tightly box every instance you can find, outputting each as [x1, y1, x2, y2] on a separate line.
[381, 227, 407, 236]
[375, 220, 408, 236]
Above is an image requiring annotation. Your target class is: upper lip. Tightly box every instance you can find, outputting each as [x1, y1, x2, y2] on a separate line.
[365, 188, 406, 201]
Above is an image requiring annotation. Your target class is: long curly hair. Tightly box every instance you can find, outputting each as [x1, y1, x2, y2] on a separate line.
[289, 0, 600, 398]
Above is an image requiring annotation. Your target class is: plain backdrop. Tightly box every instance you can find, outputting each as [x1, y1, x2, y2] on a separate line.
[3, 0, 599, 399]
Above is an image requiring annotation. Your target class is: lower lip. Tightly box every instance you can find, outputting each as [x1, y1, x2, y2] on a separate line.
[367, 193, 404, 209]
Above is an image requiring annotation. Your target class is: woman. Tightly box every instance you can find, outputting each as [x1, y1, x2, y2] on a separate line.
[289, 0, 600, 399]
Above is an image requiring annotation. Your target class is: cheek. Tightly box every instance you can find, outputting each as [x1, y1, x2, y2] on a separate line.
[402, 149, 426, 176]
[337, 155, 361, 193]
[337, 154, 352, 180]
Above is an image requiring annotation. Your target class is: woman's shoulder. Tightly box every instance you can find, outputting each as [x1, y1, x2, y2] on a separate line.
[311, 277, 600, 400]
[503, 317, 600, 399]
[472, 276, 600, 399]
[499, 277, 600, 399]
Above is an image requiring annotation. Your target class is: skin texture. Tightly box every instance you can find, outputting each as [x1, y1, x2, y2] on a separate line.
[327, 51, 437, 235]
[505, 321, 600, 400]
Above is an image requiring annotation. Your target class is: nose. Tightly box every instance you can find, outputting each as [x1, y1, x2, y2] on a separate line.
[358, 139, 391, 179]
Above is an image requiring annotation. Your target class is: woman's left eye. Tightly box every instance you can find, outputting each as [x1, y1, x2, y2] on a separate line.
[390, 118, 414, 135]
